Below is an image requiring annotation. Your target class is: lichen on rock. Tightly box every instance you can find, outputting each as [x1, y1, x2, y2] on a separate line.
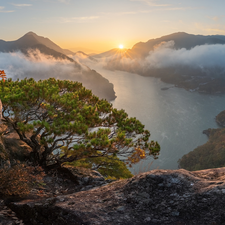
[8, 167, 225, 225]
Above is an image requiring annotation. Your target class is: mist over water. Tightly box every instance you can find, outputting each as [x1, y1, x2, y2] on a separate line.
[86, 62, 225, 173]
[0, 50, 115, 100]
[105, 42, 225, 74]
[3, 48, 225, 173]
[0, 50, 94, 81]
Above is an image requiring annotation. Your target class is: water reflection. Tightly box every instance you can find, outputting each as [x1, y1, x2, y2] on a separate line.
[88, 63, 225, 173]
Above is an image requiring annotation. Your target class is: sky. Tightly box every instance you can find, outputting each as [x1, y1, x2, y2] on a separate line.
[1, 0, 225, 53]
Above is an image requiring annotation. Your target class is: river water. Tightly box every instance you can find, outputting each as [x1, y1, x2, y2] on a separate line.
[87, 63, 225, 173]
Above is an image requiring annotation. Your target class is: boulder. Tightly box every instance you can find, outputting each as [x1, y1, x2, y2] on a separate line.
[59, 165, 106, 187]
[8, 167, 225, 224]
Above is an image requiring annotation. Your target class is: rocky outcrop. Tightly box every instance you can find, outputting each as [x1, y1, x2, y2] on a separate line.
[0, 199, 24, 225]
[216, 110, 225, 127]
[202, 128, 212, 137]
[179, 127, 225, 171]
[59, 165, 107, 190]
[8, 167, 225, 225]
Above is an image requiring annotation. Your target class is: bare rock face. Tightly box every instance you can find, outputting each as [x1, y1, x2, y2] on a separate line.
[59, 165, 106, 190]
[8, 168, 225, 225]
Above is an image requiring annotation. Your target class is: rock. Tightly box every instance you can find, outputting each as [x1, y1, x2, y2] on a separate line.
[216, 110, 225, 127]
[0, 199, 24, 225]
[8, 167, 225, 224]
[0, 125, 32, 168]
[202, 129, 212, 137]
[59, 165, 106, 186]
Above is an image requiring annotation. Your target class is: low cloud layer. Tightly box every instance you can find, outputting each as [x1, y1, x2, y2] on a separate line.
[145, 41, 225, 69]
[100, 41, 225, 76]
[0, 50, 116, 100]
[0, 50, 86, 81]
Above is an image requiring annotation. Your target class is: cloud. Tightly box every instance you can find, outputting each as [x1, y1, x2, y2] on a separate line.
[11, 3, 32, 7]
[157, 7, 190, 11]
[59, 16, 99, 23]
[195, 22, 225, 35]
[58, 0, 71, 3]
[130, 0, 169, 7]
[205, 28, 225, 33]
[0, 6, 14, 13]
[0, 50, 83, 81]
[143, 42, 225, 69]
[96, 41, 225, 78]
[0, 50, 115, 100]
[212, 16, 220, 22]
[208, 16, 225, 22]
[129, 0, 194, 12]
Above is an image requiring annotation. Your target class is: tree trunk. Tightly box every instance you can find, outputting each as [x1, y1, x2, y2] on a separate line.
[0, 99, 2, 122]
[39, 146, 57, 169]
[28, 146, 41, 166]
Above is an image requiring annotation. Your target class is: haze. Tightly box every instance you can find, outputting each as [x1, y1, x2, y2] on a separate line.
[1, 0, 225, 53]
[2, 1, 225, 171]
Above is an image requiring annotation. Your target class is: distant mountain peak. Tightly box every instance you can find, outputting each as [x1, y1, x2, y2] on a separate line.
[24, 31, 38, 36]
[91, 48, 128, 58]
[0, 32, 76, 60]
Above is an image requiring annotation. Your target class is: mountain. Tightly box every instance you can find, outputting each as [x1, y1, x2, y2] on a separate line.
[0, 32, 74, 55]
[70, 51, 97, 63]
[94, 32, 225, 60]
[103, 32, 225, 95]
[75, 51, 90, 57]
[0, 32, 116, 101]
[127, 32, 225, 58]
[92, 48, 128, 59]
[0, 32, 75, 62]
[0, 32, 94, 62]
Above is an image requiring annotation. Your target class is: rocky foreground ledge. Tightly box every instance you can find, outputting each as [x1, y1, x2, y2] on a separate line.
[8, 168, 225, 225]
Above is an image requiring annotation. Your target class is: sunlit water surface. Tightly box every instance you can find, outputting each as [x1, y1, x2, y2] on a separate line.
[87, 63, 225, 173]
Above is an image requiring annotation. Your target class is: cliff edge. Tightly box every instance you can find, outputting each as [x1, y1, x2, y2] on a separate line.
[8, 167, 225, 225]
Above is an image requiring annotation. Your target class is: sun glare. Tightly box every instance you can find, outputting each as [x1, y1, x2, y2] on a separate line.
[119, 44, 124, 49]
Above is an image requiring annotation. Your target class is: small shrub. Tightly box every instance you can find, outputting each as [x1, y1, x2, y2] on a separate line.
[66, 155, 133, 179]
[0, 163, 45, 197]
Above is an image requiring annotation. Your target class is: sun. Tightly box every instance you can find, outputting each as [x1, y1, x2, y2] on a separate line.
[119, 44, 124, 49]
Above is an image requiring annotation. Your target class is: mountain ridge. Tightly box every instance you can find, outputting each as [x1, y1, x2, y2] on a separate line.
[102, 32, 225, 95]
[128, 32, 225, 58]
[0, 32, 116, 101]
[93, 32, 225, 59]
[92, 48, 128, 59]
[0, 31, 75, 57]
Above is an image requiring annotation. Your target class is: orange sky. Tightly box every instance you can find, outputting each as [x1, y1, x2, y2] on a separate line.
[1, 1, 225, 53]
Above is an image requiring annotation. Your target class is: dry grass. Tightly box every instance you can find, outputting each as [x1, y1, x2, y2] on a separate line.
[0, 163, 45, 197]
[132, 160, 154, 175]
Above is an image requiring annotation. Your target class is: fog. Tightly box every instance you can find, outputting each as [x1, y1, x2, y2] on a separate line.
[145, 41, 225, 69]
[101, 41, 225, 75]
[0, 50, 86, 81]
[0, 50, 116, 100]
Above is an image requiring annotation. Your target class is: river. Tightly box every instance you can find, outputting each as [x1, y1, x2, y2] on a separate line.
[87, 62, 225, 174]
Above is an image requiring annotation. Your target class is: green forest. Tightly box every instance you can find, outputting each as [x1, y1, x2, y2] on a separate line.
[179, 127, 225, 171]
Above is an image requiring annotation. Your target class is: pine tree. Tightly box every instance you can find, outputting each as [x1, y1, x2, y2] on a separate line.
[0, 78, 160, 170]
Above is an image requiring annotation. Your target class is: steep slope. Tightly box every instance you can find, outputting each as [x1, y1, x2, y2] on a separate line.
[20, 32, 74, 55]
[0, 33, 116, 101]
[0, 32, 74, 60]
[22, 32, 67, 54]
[21, 43, 75, 63]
